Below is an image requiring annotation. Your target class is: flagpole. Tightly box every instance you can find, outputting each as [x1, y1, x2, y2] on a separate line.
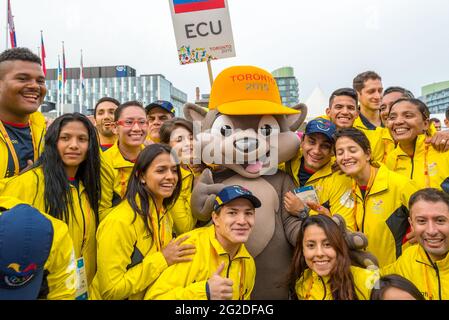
[79, 49, 83, 114]
[57, 55, 60, 117]
[5, 0, 9, 50]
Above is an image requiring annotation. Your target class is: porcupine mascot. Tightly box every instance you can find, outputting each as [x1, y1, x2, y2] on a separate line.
[185, 66, 377, 299]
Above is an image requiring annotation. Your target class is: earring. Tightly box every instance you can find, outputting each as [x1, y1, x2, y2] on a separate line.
[141, 180, 146, 185]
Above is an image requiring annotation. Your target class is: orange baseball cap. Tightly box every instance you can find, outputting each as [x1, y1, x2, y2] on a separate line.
[208, 66, 299, 115]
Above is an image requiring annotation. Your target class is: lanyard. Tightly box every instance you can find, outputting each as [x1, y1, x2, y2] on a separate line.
[211, 247, 246, 300]
[0, 120, 38, 176]
[394, 144, 430, 188]
[119, 168, 127, 198]
[148, 208, 166, 252]
[351, 166, 377, 232]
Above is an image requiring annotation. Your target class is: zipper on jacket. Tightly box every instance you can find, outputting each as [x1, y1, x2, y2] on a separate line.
[319, 276, 327, 300]
[420, 252, 443, 300]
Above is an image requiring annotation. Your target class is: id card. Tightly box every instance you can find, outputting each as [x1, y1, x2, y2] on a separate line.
[75, 257, 88, 300]
[293, 186, 320, 207]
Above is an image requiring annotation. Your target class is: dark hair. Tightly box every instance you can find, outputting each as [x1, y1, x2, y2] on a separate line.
[329, 88, 358, 107]
[94, 97, 120, 119]
[125, 144, 182, 240]
[114, 101, 145, 122]
[333, 128, 372, 156]
[0, 47, 41, 65]
[353, 71, 382, 92]
[34, 113, 101, 226]
[287, 214, 359, 300]
[445, 107, 449, 121]
[409, 188, 449, 213]
[429, 118, 441, 124]
[370, 274, 425, 300]
[390, 98, 430, 121]
[159, 118, 193, 145]
[384, 86, 415, 99]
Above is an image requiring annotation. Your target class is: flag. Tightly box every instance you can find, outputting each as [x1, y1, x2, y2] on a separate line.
[80, 50, 85, 89]
[173, 0, 225, 14]
[40, 32, 47, 76]
[57, 56, 63, 92]
[7, 0, 17, 48]
[62, 42, 67, 83]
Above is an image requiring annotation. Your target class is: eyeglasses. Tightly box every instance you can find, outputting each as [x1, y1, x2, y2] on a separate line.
[117, 119, 148, 128]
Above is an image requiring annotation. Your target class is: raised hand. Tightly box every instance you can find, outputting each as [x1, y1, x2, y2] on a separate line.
[190, 169, 226, 221]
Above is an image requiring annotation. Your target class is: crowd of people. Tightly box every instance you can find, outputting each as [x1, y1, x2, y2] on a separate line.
[0, 47, 448, 300]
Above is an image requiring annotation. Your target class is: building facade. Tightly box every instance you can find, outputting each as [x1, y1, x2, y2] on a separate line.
[45, 65, 188, 116]
[422, 81, 449, 114]
[272, 67, 299, 107]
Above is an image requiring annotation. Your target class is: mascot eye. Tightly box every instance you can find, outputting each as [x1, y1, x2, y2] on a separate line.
[221, 125, 233, 137]
[258, 116, 280, 137]
[211, 115, 234, 137]
[260, 125, 272, 137]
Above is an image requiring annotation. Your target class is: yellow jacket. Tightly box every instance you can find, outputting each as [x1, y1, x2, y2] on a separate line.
[385, 134, 449, 191]
[1, 167, 97, 287]
[169, 166, 197, 236]
[90, 198, 173, 300]
[0, 196, 77, 300]
[382, 245, 449, 300]
[145, 225, 255, 300]
[101, 143, 139, 201]
[0, 112, 46, 190]
[349, 164, 418, 267]
[295, 266, 378, 300]
[280, 150, 355, 230]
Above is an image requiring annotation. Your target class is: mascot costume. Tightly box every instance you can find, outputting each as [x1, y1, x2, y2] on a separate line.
[185, 66, 376, 300]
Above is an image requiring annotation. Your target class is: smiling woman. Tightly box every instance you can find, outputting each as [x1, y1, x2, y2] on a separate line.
[287, 214, 378, 300]
[90, 143, 196, 300]
[1, 113, 101, 300]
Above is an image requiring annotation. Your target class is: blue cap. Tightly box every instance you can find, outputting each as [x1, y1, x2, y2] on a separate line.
[213, 185, 262, 212]
[145, 100, 176, 116]
[0, 204, 53, 300]
[305, 118, 337, 142]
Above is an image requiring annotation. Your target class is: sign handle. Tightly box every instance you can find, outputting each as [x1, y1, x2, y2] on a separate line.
[207, 58, 214, 88]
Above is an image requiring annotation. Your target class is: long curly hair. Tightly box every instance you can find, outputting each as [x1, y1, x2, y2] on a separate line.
[287, 214, 358, 300]
[33, 113, 101, 226]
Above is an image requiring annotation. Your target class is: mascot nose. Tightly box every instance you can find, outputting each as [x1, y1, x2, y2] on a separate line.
[234, 138, 259, 153]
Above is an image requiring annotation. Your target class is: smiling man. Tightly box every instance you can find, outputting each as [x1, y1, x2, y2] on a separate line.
[94, 97, 120, 152]
[0, 48, 47, 181]
[282, 118, 355, 229]
[382, 188, 449, 300]
[145, 185, 258, 300]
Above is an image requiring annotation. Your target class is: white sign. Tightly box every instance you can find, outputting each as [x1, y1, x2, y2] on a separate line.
[169, 0, 236, 65]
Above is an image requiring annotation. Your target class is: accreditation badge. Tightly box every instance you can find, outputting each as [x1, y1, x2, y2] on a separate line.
[75, 257, 88, 300]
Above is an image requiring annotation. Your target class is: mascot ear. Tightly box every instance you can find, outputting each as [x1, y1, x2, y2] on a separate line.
[184, 103, 208, 122]
[286, 103, 308, 132]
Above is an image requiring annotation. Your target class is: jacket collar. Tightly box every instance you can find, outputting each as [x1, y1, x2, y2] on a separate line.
[105, 143, 143, 169]
[290, 149, 335, 186]
[416, 244, 449, 271]
[395, 134, 428, 158]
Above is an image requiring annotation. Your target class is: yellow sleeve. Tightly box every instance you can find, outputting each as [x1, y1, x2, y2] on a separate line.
[243, 259, 256, 300]
[99, 157, 117, 222]
[1, 173, 38, 205]
[95, 217, 168, 300]
[169, 197, 196, 236]
[144, 263, 208, 300]
[44, 219, 77, 300]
